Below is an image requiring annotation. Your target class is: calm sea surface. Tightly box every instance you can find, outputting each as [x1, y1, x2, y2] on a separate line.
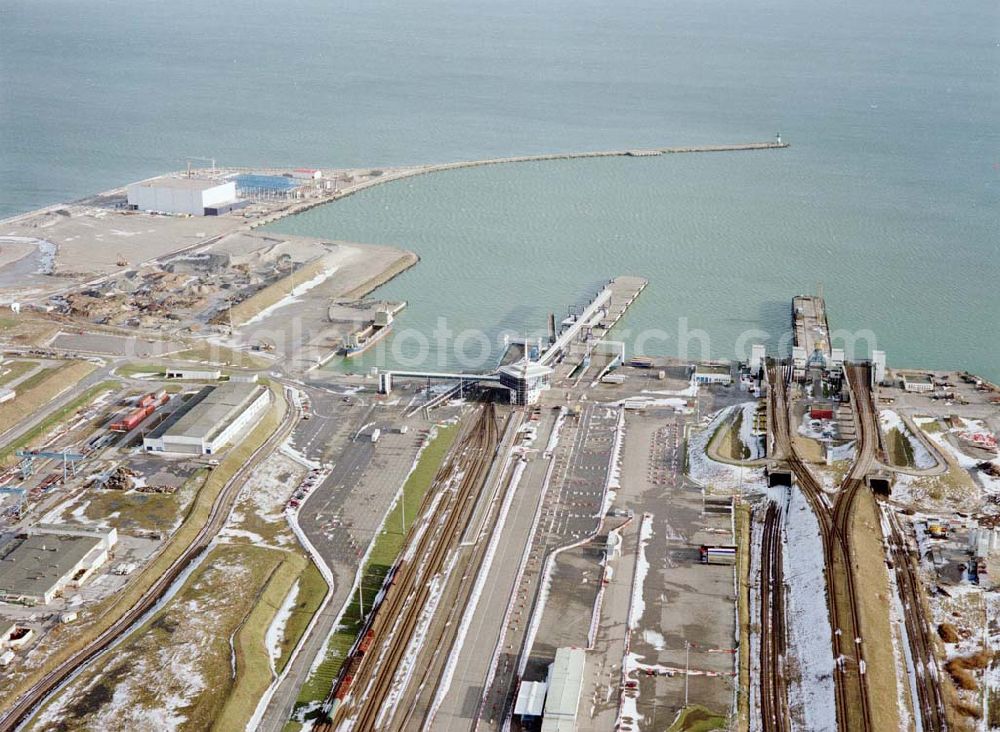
[2, 0, 997, 378]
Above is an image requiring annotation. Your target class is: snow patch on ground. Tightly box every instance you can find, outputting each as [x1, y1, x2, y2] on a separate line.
[781, 486, 837, 731]
[880, 410, 936, 469]
[738, 401, 765, 460]
[921, 423, 1000, 495]
[242, 265, 339, 326]
[687, 406, 767, 494]
[639, 378, 700, 398]
[601, 407, 626, 514]
[748, 505, 766, 732]
[642, 629, 665, 651]
[629, 515, 653, 630]
[266, 580, 300, 673]
[32, 558, 252, 730]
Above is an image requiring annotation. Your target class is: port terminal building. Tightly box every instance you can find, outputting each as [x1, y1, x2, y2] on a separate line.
[0, 525, 117, 605]
[143, 382, 270, 455]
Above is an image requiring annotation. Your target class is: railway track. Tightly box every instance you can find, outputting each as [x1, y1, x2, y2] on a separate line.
[323, 402, 501, 731]
[0, 389, 299, 731]
[766, 361, 874, 731]
[758, 501, 790, 732]
[396, 409, 522, 730]
[883, 507, 947, 730]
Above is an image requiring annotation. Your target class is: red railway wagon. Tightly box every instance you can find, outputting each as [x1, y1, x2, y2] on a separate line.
[137, 390, 169, 409]
[357, 629, 375, 656]
[110, 405, 154, 432]
[334, 656, 364, 701]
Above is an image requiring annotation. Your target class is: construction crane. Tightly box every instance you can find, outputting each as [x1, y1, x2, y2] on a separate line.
[16, 450, 85, 482]
[185, 156, 217, 177]
[0, 487, 27, 518]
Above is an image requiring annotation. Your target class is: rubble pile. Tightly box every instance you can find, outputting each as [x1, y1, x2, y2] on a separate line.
[104, 466, 138, 491]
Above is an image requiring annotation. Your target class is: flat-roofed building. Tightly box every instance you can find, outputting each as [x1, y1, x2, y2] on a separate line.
[126, 178, 237, 217]
[902, 372, 934, 393]
[692, 363, 732, 385]
[143, 383, 270, 455]
[0, 525, 117, 605]
[499, 360, 554, 405]
[291, 168, 323, 180]
[165, 368, 222, 381]
[514, 680, 547, 721]
[872, 350, 887, 384]
[542, 647, 586, 732]
[792, 345, 808, 381]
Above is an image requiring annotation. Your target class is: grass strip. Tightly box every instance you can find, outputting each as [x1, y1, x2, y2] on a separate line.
[0, 360, 94, 439]
[667, 704, 727, 731]
[0, 360, 39, 388]
[215, 548, 315, 732]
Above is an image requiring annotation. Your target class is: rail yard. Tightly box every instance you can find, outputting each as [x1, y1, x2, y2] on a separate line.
[0, 155, 999, 732]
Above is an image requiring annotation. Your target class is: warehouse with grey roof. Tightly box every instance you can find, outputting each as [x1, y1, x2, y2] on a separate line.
[143, 382, 270, 455]
[0, 526, 117, 605]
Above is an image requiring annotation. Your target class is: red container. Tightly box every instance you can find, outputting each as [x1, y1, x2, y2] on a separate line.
[810, 405, 834, 420]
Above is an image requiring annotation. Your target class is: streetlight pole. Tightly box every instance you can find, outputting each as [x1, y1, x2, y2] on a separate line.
[685, 640, 691, 706]
[401, 482, 406, 535]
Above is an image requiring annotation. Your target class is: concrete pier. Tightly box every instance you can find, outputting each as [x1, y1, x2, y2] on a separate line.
[792, 295, 831, 357]
[594, 275, 649, 337]
[792, 294, 832, 380]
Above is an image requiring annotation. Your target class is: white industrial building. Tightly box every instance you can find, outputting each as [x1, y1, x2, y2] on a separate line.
[514, 680, 548, 721]
[749, 344, 766, 376]
[143, 383, 270, 455]
[692, 363, 732, 385]
[542, 647, 586, 732]
[792, 346, 808, 381]
[291, 168, 323, 180]
[872, 350, 887, 384]
[165, 368, 222, 381]
[499, 360, 554, 405]
[126, 178, 237, 217]
[0, 525, 117, 605]
[902, 372, 934, 393]
[829, 347, 845, 374]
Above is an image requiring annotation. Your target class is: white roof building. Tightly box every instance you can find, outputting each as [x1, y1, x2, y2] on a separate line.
[499, 360, 553, 405]
[143, 383, 270, 455]
[513, 680, 548, 718]
[902, 373, 934, 393]
[291, 168, 323, 180]
[693, 363, 732, 385]
[830, 347, 845, 371]
[542, 647, 586, 732]
[127, 178, 237, 217]
[872, 350, 887, 384]
[165, 368, 222, 381]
